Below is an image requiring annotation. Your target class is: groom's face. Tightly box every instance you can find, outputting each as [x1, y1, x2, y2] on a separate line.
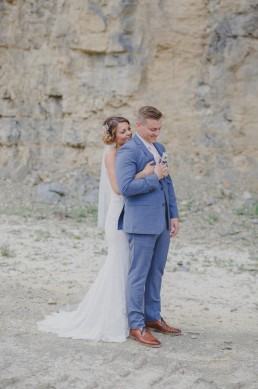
[136, 118, 162, 144]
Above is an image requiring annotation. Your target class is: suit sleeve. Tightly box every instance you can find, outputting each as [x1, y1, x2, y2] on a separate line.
[116, 146, 160, 197]
[157, 143, 179, 218]
[166, 173, 179, 218]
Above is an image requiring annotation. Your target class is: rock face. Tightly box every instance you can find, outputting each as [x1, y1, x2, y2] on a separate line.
[0, 0, 257, 193]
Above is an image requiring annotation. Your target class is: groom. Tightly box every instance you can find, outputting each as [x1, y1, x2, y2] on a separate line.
[116, 106, 181, 347]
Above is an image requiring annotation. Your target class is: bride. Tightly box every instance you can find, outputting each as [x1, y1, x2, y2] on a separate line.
[37, 116, 154, 342]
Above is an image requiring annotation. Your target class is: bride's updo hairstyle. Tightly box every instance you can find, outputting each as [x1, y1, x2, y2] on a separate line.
[102, 116, 130, 145]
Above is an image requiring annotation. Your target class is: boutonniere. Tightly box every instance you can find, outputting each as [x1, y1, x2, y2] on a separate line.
[160, 151, 168, 164]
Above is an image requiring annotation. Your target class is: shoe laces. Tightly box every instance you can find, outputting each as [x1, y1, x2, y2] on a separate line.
[140, 326, 150, 335]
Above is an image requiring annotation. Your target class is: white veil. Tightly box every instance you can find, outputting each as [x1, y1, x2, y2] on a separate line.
[97, 146, 112, 229]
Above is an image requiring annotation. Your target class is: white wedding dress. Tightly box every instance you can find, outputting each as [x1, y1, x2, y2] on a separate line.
[37, 160, 130, 342]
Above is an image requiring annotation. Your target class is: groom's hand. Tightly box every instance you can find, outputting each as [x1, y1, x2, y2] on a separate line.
[154, 163, 168, 180]
[170, 218, 179, 238]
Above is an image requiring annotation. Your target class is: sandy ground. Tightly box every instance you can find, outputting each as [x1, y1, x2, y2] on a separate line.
[0, 190, 258, 388]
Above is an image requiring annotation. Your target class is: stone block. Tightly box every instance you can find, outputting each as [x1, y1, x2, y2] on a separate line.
[0, 120, 21, 146]
[62, 120, 87, 148]
[35, 184, 61, 204]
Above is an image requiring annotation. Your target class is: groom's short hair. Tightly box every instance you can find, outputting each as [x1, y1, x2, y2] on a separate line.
[137, 106, 162, 123]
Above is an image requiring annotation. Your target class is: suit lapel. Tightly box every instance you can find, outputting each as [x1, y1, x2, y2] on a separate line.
[133, 134, 154, 161]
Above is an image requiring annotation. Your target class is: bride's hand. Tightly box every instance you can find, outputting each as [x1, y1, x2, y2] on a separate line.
[142, 161, 155, 177]
[135, 161, 155, 179]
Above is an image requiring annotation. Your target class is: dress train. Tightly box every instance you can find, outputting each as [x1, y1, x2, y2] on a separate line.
[37, 193, 129, 342]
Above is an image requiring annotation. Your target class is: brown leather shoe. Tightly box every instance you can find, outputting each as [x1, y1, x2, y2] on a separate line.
[145, 317, 181, 336]
[129, 327, 161, 347]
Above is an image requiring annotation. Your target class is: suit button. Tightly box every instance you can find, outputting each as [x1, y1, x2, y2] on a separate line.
[162, 204, 165, 207]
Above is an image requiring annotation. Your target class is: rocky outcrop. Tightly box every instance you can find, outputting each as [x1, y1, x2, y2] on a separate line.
[0, 0, 257, 194]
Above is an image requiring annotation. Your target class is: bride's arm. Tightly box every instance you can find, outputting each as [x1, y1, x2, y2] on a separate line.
[105, 152, 157, 194]
[105, 149, 120, 195]
[135, 161, 155, 179]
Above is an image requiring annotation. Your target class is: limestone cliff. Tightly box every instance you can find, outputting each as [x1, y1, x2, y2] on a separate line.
[0, 0, 257, 195]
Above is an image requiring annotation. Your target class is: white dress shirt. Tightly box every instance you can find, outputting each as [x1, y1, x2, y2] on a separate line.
[136, 133, 161, 164]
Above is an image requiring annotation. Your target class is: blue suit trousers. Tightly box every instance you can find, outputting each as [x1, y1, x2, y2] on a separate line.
[127, 224, 170, 329]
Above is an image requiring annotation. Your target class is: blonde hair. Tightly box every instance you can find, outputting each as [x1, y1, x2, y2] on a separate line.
[137, 106, 162, 123]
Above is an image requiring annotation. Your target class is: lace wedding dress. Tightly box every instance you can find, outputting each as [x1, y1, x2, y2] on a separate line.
[37, 162, 130, 342]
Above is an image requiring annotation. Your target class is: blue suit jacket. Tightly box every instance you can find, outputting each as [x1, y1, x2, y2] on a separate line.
[116, 135, 179, 234]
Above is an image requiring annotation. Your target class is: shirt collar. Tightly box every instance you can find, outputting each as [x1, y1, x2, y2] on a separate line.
[136, 132, 152, 149]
